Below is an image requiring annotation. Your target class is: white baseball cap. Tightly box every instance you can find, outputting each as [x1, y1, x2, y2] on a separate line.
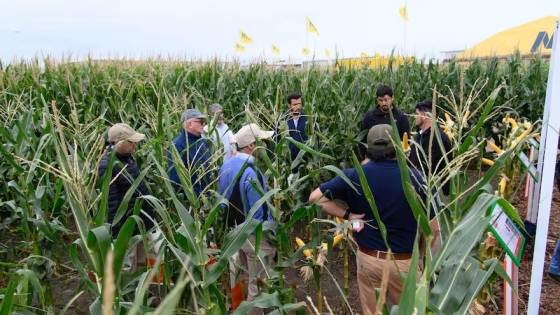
[235, 123, 274, 148]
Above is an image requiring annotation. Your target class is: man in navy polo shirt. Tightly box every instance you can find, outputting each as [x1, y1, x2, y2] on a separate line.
[309, 124, 434, 315]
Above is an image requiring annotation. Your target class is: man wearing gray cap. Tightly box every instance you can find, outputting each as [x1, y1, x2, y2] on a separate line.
[309, 124, 434, 315]
[168, 109, 212, 198]
[97, 123, 155, 271]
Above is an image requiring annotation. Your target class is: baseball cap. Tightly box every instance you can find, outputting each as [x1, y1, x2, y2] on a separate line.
[108, 123, 145, 143]
[367, 124, 394, 149]
[235, 123, 274, 148]
[180, 109, 207, 124]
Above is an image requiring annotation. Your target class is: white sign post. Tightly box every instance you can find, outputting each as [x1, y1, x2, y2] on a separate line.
[527, 16, 560, 315]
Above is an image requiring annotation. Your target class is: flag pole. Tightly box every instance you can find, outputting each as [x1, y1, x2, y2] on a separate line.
[404, 1, 407, 54]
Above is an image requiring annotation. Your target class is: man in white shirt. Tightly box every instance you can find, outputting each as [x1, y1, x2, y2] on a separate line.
[203, 103, 236, 162]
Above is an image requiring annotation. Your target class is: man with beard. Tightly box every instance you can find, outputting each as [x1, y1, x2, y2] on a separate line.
[358, 85, 410, 161]
[408, 99, 452, 196]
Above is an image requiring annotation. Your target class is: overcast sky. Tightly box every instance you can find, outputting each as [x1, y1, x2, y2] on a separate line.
[2, 0, 560, 63]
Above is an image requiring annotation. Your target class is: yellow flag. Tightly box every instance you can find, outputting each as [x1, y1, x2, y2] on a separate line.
[325, 49, 330, 58]
[271, 45, 280, 54]
[399, 5, 409, 22]
[306, 16, 320, 35]
[239, 29, 254, 44]
[235, 42, 246, 52]
[302, 47, 310, 56]
[361, 52, 368, 58]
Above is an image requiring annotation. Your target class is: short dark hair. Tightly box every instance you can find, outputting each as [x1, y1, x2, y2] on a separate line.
[365, 147, 397, 162]
[415, 99, 437, 115]
[376, 85, 393, 98]
[287, 93, 302, 104]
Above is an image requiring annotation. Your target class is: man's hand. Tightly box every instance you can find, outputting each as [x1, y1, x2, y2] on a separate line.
[360, 158, 370, 165]
[349, 213, 365, 232]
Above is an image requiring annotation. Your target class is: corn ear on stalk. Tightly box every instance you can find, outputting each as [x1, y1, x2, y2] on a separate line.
[296, 237, 311, 258]
[332, 234, 344, 247]
[402, 132, 409, 150]
[499, 177, 507, 196]
[482, 158, 495, 166]
[487, 141, 503, 154]
[462, 110, 470, 126]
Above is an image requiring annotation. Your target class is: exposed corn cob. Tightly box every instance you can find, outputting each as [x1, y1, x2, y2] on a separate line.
[499, 177, 507, 196]
[295, 237, 311, 258]
[482, 158, 495, 166]
[402, 132, 409, 150]
[462, 110, 470, 126]
[444, 112, 451, 122]
[332, 234, 344, 247]
[487, 141, 503, 154]
[505, 118, 518, 129]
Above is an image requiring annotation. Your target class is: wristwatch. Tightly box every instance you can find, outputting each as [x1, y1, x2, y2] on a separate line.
[343, 209, 351, 220]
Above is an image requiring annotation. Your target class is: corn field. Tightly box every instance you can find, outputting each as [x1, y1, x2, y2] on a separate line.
[0, 53, 548, 314]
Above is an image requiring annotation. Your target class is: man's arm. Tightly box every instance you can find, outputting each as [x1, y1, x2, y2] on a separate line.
[309, 188, 365, 231]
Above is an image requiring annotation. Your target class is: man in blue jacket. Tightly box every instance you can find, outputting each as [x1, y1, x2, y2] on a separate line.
[218, 123, 276, 315]
[275, 92, 309, 174]
[168, 109, 212, 198]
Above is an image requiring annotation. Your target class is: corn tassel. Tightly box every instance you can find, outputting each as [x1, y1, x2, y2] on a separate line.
[295, 237, 311, 258]
[402, 132, 409, 150]
[482, 158, 495, 166]
[487, 141, 503, 154]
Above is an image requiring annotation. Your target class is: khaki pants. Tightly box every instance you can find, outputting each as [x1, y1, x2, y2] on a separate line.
[127, 241, 148, 272]
[356, 250, 421, 315]
[236, 234, 277, 315]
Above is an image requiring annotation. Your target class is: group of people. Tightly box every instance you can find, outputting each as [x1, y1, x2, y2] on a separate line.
[97, 86, 454, 315]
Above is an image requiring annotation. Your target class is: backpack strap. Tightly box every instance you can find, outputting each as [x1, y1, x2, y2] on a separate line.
[223, 163, 270, 229]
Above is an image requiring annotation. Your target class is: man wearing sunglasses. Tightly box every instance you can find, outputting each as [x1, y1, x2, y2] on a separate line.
[168, 108, 212, 198]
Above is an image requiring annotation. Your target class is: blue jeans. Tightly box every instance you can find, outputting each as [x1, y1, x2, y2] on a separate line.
[549, 239, 560, 275]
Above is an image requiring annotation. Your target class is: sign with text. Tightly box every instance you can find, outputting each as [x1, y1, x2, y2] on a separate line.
[488, 202, 525, 266]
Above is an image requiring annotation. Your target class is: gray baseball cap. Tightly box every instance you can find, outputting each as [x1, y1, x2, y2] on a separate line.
[367, 124, 394, 149]
[180, 109, 207, 124]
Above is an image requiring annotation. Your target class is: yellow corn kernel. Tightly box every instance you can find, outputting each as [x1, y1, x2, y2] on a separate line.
[332, 234, 345, 247]
[402, 132, 409, 150]
[295, 237, 311, 257]
[499, 177, 507, 196]
[487, 141, 503, 154]
[335, 217, 346, 224]
[482, 158, 495, 166]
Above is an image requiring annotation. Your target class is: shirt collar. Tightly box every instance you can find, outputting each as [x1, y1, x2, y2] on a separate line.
[236, 152, 255, 164]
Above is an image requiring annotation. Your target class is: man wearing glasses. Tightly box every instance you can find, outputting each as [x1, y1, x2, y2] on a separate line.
[358, 85, 410, 162]
[168, 109, 212, 198]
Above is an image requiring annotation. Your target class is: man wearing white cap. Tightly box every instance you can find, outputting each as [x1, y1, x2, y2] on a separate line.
[218, 123, 276, 315]
[97, 123, 155, 271]
[168, 109, 212, 198]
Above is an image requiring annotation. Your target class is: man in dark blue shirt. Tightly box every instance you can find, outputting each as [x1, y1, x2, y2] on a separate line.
[275, 92, 309, 174]
[309, 124, 434, 315]
[168, 109, 212, 198]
